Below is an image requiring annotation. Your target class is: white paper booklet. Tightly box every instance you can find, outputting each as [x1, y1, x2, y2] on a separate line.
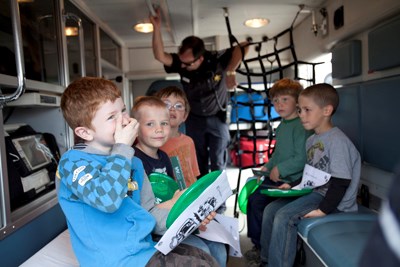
[292, 164, 331, 189]
[196, 214, 242, 257]
[155, 170, 233, 255]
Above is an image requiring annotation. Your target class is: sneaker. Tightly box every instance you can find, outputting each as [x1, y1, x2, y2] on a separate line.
[244, 246, 260, 261]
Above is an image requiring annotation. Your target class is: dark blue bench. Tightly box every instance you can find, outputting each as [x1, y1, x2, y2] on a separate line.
[297, 206, 377, 267]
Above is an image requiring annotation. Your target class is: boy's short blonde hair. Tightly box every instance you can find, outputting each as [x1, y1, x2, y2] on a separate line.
[269, 78, 303, 100]
[155, 86, 191, 115]
[61, 77, 121, 130]
[131, 96, 168, 120]
[300, 83, 339, 114]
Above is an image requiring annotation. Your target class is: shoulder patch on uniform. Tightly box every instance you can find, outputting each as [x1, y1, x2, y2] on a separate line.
[73, 165, 86, 182]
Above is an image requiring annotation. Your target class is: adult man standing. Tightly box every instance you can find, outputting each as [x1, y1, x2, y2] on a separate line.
[150, 9, 248, 178]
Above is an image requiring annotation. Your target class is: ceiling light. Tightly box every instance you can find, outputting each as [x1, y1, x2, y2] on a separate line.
[133, 22, 153, 33]
[65, 27, 78, 37]
[244, 18, 269, 28]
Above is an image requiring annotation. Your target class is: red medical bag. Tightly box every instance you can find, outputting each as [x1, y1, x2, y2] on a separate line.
[230, 137, 276, 168]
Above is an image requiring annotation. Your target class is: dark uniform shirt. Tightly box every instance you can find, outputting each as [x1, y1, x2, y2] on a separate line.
[164, 49, 233, 117]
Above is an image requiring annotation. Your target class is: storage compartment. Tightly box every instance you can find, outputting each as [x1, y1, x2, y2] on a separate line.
[331, 40, 361, 79]
[368, 15, 400, 71]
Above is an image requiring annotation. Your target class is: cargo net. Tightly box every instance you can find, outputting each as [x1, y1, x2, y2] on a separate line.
[225, 7, 321, 170]
[223, 7, 322, 217]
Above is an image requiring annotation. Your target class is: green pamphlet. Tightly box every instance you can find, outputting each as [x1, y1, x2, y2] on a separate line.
[170, 156, 186, 190]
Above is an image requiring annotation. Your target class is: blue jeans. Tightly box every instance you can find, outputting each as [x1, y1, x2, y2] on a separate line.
[260, 192, 323, 267]
[247, 177, 283, 248]
[183, 235, 227, 267]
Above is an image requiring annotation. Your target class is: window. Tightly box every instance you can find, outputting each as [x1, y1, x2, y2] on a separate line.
[0, 0, 61, 84]
[100, 29, 121, 69]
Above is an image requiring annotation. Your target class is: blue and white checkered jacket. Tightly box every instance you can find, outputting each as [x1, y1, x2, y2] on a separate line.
[57, 143, 156, 267]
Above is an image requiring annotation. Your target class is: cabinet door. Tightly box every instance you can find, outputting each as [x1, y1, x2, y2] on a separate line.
[0, 0, 61, 85]
[65, 0, 98, 81]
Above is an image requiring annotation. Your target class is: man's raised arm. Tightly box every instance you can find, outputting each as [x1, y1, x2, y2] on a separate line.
[150, 9, 173, 66]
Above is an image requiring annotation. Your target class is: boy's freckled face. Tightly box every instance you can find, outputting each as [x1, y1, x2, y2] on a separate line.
[90, 98, 128, 151]
[161, 95, 187, 128]
[137, 105, 171, 149]
[272, 94, 298, 120]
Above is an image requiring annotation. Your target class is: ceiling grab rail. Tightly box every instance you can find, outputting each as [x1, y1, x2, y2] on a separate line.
[0, 0, 26, 107]
[65, 13, 86, 77]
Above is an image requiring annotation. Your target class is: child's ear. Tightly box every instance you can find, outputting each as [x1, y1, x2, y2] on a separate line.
[323, 105, 334, 116]
[183, 112, 189, 121]
[74, 126, 94, 141]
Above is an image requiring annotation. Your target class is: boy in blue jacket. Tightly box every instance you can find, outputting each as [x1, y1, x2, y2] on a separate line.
[57, 77, 218, 267]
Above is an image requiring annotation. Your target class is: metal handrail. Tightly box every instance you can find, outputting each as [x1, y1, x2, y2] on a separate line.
[0, 0, 26, 105]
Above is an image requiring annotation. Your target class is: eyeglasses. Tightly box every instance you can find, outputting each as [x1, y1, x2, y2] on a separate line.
[164, 101, 185, 111]
[181, 57, 199, 67]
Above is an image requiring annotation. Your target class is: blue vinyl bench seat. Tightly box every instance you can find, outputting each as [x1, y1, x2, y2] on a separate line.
[307, 220, 375, 267]
[297, 206, 377, 267]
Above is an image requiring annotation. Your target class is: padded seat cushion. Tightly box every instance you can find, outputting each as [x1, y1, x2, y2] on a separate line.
[307, 220, 375, 267]
[21, 230, 78, 267]
[298, 210, 376, 238]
